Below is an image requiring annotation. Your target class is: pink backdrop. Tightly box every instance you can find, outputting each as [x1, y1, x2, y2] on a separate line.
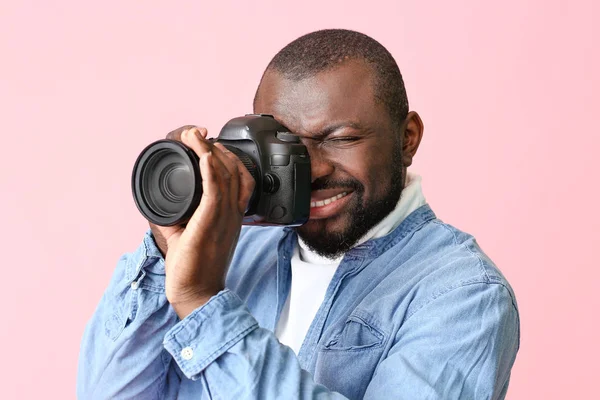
[1, 1, 598, 398]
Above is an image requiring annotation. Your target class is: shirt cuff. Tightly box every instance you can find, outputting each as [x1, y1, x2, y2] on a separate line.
[162, 289, 259, 380]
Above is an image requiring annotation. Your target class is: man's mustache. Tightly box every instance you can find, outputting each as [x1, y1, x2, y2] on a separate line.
[311, 177, 363, 192]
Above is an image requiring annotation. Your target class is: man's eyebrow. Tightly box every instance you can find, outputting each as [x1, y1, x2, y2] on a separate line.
[304, 122, 363, 139]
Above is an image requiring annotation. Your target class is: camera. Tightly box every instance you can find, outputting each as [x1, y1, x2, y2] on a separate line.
[131, 114, 311, 227]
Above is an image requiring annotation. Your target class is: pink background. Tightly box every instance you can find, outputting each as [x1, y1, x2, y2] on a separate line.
[1, 1, 598, 398]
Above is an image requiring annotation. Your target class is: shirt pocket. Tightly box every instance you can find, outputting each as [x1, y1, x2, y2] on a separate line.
[322, 312, 385, 352]
[314, 310, 387, 399]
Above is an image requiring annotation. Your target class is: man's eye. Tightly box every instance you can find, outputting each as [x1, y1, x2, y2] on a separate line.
[328, 137, 358, 143]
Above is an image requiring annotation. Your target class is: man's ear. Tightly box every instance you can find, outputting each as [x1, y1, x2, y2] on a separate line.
[400, 111, 424, 167]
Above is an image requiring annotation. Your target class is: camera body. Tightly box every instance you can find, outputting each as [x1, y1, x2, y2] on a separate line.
[219, 114, 311, 225]
[131, 114, 312, 227]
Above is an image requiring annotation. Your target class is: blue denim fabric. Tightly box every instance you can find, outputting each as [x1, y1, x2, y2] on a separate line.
[77, 205, 520, 399]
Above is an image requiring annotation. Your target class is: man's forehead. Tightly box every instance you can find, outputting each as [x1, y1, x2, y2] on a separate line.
[257, 60, 373, 99]
[254, 61, 378, 132]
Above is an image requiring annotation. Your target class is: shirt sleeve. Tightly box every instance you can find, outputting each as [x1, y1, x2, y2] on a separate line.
[363, 281, 520, 400]
[77, 231, 182, 400]
[163, 289, 349, 399]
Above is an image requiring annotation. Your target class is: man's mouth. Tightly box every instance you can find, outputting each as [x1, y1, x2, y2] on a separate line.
[310, 191, 349, 208]
[308, 189, 353, 219]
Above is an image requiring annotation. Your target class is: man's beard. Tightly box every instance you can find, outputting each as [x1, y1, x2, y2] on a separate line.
[296, 143, 405, 259]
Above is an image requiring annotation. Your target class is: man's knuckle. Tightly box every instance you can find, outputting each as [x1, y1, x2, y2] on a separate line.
[205, 192, 222, 204]
[166, 125, 195, 140]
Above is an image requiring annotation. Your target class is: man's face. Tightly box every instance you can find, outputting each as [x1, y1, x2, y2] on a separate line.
[254, 61, 405, 258]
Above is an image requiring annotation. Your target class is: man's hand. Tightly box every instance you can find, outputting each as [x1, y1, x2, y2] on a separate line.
[150, 127, 255, 319]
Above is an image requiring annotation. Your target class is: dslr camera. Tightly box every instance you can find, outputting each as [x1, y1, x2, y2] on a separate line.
[132, 114, 311, 227]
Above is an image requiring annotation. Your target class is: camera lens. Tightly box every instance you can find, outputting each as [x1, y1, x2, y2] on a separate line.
[132, 139, 260, 226]
[132, 140, 202, 226]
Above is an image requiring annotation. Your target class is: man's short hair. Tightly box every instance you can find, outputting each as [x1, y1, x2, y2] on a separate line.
[256, 29, 409, 131]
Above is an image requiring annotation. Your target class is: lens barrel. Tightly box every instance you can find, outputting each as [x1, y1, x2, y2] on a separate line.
[132, 139, 259, 226]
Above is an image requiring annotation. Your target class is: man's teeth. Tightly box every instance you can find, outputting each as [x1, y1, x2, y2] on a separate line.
[310, 192, 348, 208]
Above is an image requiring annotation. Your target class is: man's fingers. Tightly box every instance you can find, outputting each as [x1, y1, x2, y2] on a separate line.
[205, 144, 235, 203]
[196, 127, 209, 139]
[181, 128, 212, 157]
[213, 143, 236, 176]
[183, 132, 240, 210]
[166, 125, 208, 141]
[213, 143, 242, 211]
[237, 159, 256, 214]
[166, 125, 193, 141]
[187, 153, 219, 230]
[215, 144, 256, 214]
[181, 129, 228, 198]
[173, 127, 252, 225]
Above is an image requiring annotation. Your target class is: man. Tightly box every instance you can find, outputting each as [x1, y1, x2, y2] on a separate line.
[78, 29, 520, 399]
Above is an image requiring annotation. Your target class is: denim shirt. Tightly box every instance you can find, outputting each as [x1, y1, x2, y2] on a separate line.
[77, 205, 520, 399]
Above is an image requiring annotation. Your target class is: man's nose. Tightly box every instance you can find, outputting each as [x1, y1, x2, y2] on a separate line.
[308, 148, 334, 183]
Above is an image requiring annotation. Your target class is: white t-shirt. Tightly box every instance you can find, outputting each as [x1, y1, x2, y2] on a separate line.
[275, 172, 427, 354]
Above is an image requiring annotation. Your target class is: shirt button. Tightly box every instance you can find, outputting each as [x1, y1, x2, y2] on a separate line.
[181, 347, 194, 360]
[130, 281, 139, 290]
